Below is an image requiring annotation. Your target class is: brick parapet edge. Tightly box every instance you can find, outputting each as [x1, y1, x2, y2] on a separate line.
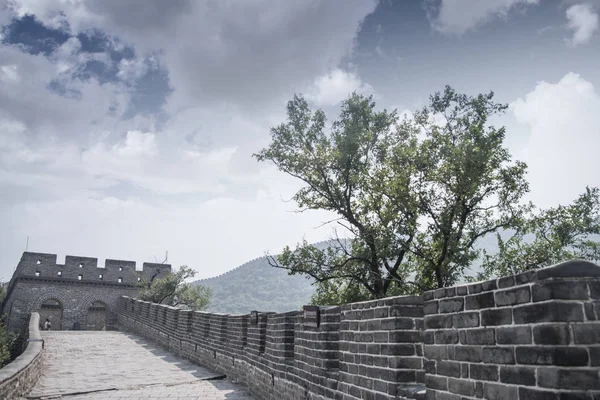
[0, 312, 44, 398]
[117, 259, 600, 400]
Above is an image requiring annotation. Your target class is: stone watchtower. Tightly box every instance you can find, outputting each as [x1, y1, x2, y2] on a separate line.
[1, 252, 171, 331]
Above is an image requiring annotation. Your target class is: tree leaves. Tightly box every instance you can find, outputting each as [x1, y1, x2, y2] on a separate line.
[138, 266, 212, 311]
[255, 85, 599, 301]
[480, 187, 600, 277]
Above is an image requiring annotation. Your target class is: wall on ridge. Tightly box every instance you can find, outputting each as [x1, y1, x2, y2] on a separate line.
[118, 296, 426, 400]
[117, 259, 600, 400]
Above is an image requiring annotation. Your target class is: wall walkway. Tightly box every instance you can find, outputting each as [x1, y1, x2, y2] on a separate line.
[26, 331, 253, 399]
[117, 259, 600, 400]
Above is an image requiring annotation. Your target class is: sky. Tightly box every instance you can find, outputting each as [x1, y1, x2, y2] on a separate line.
[0, 0, 599, 280]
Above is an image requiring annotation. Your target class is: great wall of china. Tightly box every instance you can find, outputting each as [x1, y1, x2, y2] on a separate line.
[0, 252, 599, 399]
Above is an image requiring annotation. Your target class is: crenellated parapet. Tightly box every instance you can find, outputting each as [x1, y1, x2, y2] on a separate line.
[0, 251, 174, 332]
[13, 252, 172, 286]
[118, 258, 600, 400]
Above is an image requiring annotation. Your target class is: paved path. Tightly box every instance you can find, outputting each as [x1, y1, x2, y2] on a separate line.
[26, 331, 254, 399]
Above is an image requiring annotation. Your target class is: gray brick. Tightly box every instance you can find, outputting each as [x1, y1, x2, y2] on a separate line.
[480, 308, 512, 326]
[424, 374, 447, 391]
[451, 312, 479, 328]
[438, 298, 464, 313]
[538, 368, 600, 390]
[518, 387, 559, 400]
[533, 323, 571, 345]
[483, 382, 517, 400]
[532, 280, 590, 302]
[494, 286, 531, 306]
[482, 347, 514, 364]
[499, 365, 536, 385]
[463, 328, 495, 345]
[380, 344, 415, 356]
[424, 315, 452, 330]
[591, 281, 600, 299]
[434, 330, 459, 345]
[424, 301, 439, 315]
[497, 276, 515, 289]
[573, 322, 600, 344]
[380, 317, 414, 330]
[447, 377, 475, 396]
[454, 346, 482, 362]
[436, 360, 461, 378]
[513, 302, 584, 324]
[469, 363, 498, 381]
[516, 346, 589, 366]
[465, 292, 495, 310]
[591, 347, 600, 366]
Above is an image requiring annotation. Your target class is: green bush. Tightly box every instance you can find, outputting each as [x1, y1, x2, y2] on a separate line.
[0, 320, 19, 368]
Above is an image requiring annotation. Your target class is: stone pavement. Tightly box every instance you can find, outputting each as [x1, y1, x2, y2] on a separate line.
[25, 331, 254, 399]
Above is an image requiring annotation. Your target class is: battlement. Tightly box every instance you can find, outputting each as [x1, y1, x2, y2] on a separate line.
[14, 252, 172, 286]
[118, 258, 600, 400]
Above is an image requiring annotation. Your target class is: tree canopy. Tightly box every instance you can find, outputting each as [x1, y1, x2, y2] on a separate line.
[254, 86, 600, 304]
[138, 265, 212, 311]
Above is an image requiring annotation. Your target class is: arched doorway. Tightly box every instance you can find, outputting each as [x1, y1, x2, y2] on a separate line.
[39, 299, 63, 330]
[86, 301, 108, 330]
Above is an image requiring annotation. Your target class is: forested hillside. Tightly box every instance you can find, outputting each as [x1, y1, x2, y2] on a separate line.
[192, 255, 314, 314]
[192, 237, 496, 314]
[193, 232, 598, 314]
[192, 240, 344, 314]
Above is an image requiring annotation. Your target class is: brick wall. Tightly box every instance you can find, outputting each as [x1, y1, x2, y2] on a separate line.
[117, 259, 600, 400]
[118, 298, 426, 400]
[0, 313, 44, 398]
[1, 251, 173, 332]
[423, 259, 600, 400]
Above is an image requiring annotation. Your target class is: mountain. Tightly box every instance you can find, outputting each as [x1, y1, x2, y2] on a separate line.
[192, 240, 348, 314]
[192, 255, 314, 314]
[193, 232, 599, 314]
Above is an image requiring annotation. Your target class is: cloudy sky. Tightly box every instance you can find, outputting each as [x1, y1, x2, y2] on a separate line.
[0, 0, 598, 280]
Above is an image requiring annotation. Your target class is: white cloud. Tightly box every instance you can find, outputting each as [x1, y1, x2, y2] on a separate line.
[566, 3, 599, 46]
[426, 0, 540, 35]
[0, 173, 338, 279]
[0, 64, 20, 83]
[117, 57, 152, 81]
[0, 1, 376, 280]
[307, 68, 375, 106]
[510, 72, 600, 209]
[5, 0, 378, 115]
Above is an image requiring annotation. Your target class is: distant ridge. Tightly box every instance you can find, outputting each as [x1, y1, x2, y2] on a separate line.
[193, 233, 524, 314]
[192, 239, 346, 314]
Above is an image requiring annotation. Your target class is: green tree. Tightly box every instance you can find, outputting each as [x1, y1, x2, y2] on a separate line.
[0, 322, 17, 368]
[255, 86, 531, 300]
[407, 87, 531, 289]
[138, 266, 212, 311]
[480, 187, 600, 278]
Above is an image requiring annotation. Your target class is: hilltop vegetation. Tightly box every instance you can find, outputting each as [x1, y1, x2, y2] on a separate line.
[190, 237, 501, 314]
[252, 86, 600, 304]
[192, 255, 314, 314]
